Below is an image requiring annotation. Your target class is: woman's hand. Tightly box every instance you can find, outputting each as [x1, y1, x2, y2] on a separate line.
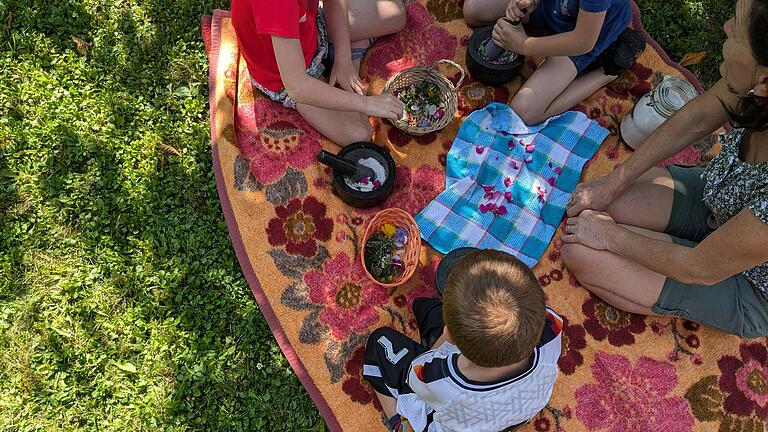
[566, 174, 621, 217]
[363, 94, 404, 121]
[329, 59, 364, 95]
[492, 18, 529, 54]
[563, 210, 619, 250]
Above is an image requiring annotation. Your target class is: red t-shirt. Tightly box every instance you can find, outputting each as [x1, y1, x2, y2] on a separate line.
[231, 0, 319, 92]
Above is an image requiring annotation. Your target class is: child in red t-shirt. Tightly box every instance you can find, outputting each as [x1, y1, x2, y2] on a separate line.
[231, 0, 406, 146]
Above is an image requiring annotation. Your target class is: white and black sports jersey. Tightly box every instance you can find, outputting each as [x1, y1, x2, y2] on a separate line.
[396, 308, 563, 432]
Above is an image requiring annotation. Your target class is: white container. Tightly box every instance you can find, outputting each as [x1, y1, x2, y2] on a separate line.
[620, 76, 698, 149]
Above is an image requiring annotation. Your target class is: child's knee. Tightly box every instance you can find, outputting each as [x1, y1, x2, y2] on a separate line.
[342, 119, 373, 145]
[463, 0, 494, 27]
[510, 96, 545, 125]
[366, 327, 395, 355]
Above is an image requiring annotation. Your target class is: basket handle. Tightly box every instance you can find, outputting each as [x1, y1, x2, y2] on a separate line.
[430, 59, 465, 91]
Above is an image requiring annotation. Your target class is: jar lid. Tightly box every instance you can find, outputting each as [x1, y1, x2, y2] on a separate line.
[651, 76, 698, 118]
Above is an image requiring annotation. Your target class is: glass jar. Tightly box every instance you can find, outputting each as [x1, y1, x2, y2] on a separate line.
[620, 76, 698, 149]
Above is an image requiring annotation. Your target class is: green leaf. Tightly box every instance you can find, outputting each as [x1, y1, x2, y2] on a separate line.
[173, 86, 192, 98]
[115, 362, 137, 374]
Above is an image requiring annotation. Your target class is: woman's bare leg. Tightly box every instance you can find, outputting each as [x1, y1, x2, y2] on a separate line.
[561, 225, 674, 315]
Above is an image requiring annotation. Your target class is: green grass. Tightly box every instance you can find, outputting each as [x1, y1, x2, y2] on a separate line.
[0, 0, 734, 430]
[637, 0, 736, 88]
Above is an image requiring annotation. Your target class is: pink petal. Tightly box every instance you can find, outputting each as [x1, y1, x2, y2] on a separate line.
[476, 146, 485, 154]
[482, 184, 495, 192]
[479, 204, 489, 213]
[525, 144, 535, 153]
[495, 205, 507, 215]
[373, 180, 381, 189]
[509, 160, 519, 170]
[504, 177, 512, 187]
[507, 140, 515, 149]
[486, 203, 497, 211]
[360, 177, 370, 185]
[525, 156, 533, 163]
[554, 166, 562, 174]
[547, 177, 556, 187]
[504, 191, 513, 202]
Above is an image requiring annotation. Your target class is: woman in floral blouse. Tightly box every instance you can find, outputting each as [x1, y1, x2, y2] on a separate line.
[561, 0, 768, 338]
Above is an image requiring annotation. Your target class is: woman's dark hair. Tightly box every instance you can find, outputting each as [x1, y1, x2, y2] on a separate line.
[726, 0, 768, 131]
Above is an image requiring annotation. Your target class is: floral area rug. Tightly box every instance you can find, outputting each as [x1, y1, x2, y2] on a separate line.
[203, 3, 767, 431]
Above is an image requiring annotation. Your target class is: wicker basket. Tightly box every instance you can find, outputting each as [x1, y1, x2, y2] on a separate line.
[361, 208, 421, 287]
[383, 59, 465, 136]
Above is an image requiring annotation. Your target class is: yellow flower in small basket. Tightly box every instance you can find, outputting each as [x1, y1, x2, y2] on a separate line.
[381, 223, 397, 237]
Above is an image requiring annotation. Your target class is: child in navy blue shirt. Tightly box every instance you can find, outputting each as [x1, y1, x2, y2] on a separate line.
[464, 0, 644, 125]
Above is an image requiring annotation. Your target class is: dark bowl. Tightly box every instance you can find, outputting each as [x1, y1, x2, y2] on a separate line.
[466, 26, 525, 87]
[331, 142, 396, 208]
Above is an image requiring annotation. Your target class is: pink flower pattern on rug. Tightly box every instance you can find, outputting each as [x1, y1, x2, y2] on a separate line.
[575, 352, 694, 432]
[385, 165, 446, 216]
[366, 2, 458, 79]
[304, 252, 388, 340]
[237, 97, 323, 184]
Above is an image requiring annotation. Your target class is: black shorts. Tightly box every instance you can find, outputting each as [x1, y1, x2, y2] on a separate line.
[363, 298, 444, 397]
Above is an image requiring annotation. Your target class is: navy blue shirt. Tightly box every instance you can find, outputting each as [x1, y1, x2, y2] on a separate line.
[529, 0, 632, 71]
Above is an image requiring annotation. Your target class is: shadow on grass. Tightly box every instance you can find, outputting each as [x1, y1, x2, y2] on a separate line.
[636, 0, 736, 88]
[2, 0, 326, 426]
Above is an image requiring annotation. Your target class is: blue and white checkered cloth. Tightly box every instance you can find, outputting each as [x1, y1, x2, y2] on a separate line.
[415, 103, 608, 267]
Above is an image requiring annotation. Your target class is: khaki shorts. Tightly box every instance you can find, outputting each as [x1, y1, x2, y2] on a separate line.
[651, 165, 768, 338]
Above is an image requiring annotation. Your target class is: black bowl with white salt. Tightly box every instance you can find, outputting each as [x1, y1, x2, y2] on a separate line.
[318, 142, 396, 208]
[466, 25, 525, 87]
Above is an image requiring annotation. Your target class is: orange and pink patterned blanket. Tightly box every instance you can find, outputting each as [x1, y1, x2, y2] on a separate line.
[203, 2, 767, 430]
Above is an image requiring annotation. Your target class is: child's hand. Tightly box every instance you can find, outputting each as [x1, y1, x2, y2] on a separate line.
[364, 94, 404, 121]
[329, 59, 365, 95]
[506, 0, 533, 21]
[492, 19, 529, 54]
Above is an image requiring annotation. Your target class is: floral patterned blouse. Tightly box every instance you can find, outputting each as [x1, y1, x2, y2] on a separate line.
[702, 128, 768, 297]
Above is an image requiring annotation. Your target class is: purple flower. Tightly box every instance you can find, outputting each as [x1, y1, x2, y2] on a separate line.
[393, 227, 409, 245]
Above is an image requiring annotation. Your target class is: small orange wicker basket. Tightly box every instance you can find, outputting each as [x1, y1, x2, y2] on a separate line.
[360, 208, 421, 287]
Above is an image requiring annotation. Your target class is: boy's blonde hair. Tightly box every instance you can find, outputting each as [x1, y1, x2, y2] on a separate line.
[442, 249, 545, 368]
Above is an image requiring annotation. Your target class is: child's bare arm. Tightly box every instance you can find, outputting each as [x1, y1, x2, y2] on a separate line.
[322, 0, 363, 94]
[272, 36, 403, 119]
[494, 10, 605, 57]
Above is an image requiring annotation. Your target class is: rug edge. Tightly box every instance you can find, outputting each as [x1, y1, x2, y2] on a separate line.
[204, 10, 344, 432]
[630, 0, 705, 94]
[206, 4, 716, 430]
